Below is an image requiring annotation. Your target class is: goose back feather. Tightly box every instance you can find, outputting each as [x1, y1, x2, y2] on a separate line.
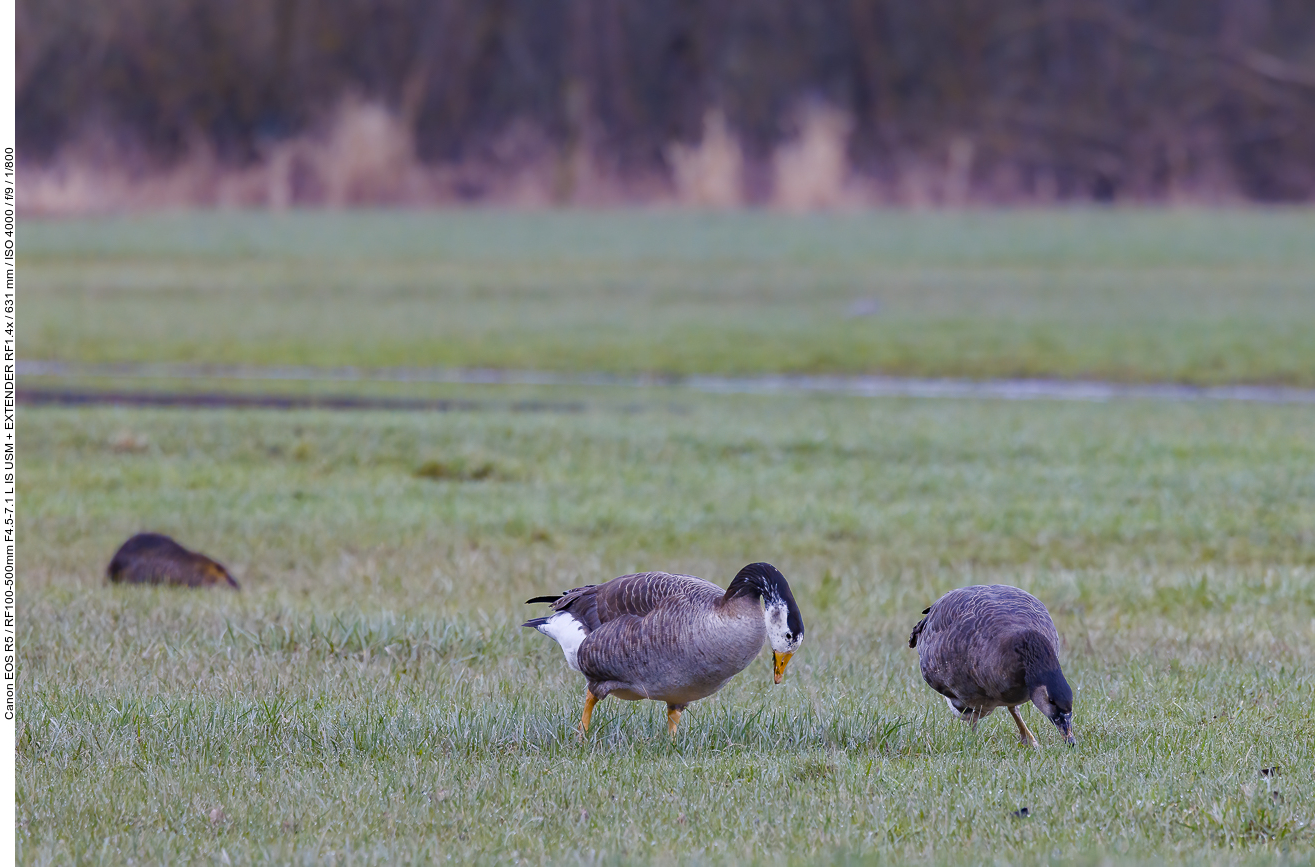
[910, 584, 1059, 706]
[909, 584, 1074, 744]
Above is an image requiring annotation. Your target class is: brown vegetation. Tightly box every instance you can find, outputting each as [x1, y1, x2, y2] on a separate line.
[18, 0, 1315, 212]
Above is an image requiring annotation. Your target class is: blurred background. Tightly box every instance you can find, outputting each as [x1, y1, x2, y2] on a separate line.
[17, 0, 1315, 213]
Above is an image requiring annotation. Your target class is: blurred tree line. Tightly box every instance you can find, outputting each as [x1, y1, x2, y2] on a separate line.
[17, 0, 1315, 202]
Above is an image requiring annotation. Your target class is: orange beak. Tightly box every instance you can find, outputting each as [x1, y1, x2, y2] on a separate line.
[772, 651, 794, 684]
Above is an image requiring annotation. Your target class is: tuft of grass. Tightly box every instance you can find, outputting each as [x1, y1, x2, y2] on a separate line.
[414, 458, 501, 482]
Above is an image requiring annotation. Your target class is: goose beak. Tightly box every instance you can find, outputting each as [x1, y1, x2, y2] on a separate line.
[1056, 712, 1075, 745]
[772, 651, 794, 684]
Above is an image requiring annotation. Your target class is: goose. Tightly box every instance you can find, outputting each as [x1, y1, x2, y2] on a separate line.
[523, 562, 804, 735]
[909, 584, 1074, 746]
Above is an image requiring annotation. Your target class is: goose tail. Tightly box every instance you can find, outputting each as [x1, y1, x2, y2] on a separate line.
[523, 611, 588, 672]
[908, 606, 932, 648]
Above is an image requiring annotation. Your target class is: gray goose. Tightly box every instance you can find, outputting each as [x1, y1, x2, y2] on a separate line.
[523, 562, 805, 734]
[909, 584, 1074, 746]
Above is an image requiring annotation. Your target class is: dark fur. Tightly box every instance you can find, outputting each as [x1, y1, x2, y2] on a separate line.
[107, 533, 239, 590]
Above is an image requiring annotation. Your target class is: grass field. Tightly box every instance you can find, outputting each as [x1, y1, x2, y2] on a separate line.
[17, 211, 1315, 865]
[21, 209, 1315, 385]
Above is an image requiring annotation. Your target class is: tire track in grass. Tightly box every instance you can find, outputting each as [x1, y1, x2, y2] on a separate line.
[18, 360, 1315, 406]
[17, 386, 586, 414]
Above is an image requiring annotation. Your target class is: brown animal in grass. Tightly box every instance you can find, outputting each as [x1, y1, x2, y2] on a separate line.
[107, 533, 240, 590]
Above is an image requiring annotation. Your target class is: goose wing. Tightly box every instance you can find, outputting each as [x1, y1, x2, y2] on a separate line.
[577, 574, 734, 694]
[528, 571, 721, 632]
[529, 572, 729, 690]
[910, 584, 1060, 700]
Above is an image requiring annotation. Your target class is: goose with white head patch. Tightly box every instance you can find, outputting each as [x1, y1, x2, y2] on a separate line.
[523, 562, 805, 735]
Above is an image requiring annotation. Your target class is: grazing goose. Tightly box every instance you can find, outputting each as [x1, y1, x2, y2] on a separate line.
[523, 562, 804, 735]
[909, 584, 1074, 747]
[107, 533, 240, 590]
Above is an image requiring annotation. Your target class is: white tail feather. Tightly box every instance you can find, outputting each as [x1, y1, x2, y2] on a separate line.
[536, 613, 587, 672]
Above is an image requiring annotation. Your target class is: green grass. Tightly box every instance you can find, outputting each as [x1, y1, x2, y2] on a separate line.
[21, 209, 1315, 385]
[19, 210, 1315, 864]
[18, 395, 1315, 865]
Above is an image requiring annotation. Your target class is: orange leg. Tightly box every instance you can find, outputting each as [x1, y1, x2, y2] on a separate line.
[1009, 706, 1039, 748]
[667, 705, 684, 735]
[580, 690, 598, 734]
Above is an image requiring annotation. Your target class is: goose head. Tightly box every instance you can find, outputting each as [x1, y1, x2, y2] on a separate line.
[1013, 627, 1076, 745]
[726, 562, 805, 683]
[1028, 671, 1075, 745]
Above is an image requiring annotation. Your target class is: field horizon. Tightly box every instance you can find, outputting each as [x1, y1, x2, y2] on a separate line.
[22, 208, 1315, 387]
